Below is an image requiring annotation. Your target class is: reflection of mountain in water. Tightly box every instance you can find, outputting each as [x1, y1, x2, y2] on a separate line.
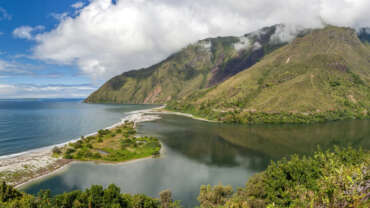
[138, 115, 271, 170]
[216, 119, 370, 159]
[139, 115, 370, 165]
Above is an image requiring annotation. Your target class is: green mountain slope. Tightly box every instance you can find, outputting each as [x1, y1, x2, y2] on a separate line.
[85, 25, 298, 104]
[167, 26, 370, 124]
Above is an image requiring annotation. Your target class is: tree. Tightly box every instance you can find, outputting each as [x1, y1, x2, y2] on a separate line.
[0, 181, 22, 202]
[159, 190, 173, 208]
[132, 194, 160, 208]
[88, 185, 104, 208]
[198, 184, 233, 208]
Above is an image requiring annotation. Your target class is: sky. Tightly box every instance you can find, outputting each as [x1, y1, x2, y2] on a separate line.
[0, 0, 369, 98]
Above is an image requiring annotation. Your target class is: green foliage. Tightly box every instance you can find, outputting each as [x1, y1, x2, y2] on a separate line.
[0, 181, 22, 203]
[98, 129, 110, 137]
[0, 183, 170, 208]
[198, 147, 370, 208]
[198, 184, 233, 208]
[61, 123, 161, 162]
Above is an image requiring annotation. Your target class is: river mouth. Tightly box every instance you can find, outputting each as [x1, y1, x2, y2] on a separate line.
[22, 114, 370, 207]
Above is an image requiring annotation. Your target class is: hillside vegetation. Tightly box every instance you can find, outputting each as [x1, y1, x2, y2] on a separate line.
[85, 25, 297, 104]
[167, 26, 370, 124]
[1, 147, 368, 207]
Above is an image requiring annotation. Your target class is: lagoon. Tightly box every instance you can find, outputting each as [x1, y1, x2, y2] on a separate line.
[23, 113, 370, 207]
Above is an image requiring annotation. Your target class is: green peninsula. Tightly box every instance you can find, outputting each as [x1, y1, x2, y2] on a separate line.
[54, 122, 161, 162]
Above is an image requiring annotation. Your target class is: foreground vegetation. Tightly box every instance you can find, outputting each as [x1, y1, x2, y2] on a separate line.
[1, 147, 368, 207]
[54, 122, 161, 162]
[198, 147, 369, 208]
[0, 182, 180, 208]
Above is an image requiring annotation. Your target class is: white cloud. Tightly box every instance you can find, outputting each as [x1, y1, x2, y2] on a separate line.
[32, 0, 370, 80]
[71, 2, 84, 9]
[0, 84, 95, 99]
[0, 59, 40, 76]
[50, 12, 68, 21]
[13, 25, 45, 40]
[0, 7, 11, 21]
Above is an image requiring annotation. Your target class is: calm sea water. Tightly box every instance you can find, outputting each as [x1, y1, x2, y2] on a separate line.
[22, 111, 370, 207]
[0, 99, 156, 156]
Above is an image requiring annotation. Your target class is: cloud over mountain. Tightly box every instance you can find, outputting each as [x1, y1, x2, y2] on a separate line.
[32, 0, 370, 80]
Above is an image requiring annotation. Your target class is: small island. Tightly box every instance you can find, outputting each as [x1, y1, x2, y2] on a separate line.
[53, 121, 161, 162]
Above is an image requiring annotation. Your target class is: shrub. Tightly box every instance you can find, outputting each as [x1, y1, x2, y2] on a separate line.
[93, 153, 101, 159]
[98, 129, 110, 137]
[65, 148, 75, 154]
[52, 146, 62, 155]
[63, 153, 73, 159]
[152, 150, 160, 158]
[198, 184, 233, 208]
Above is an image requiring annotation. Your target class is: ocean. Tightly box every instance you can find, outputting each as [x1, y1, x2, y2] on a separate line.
[0, 99, 156, 157]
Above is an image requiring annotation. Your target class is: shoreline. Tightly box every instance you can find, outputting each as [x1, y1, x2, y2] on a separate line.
[149, 107, 218, 123]
[1, 105, 200, 189]
[16, 142, 166, 190]
[15, 159, 73, 189]
[0, 106, 164, 189]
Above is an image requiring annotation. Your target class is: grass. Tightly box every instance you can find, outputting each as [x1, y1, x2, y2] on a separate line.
[59, 122, 161, 162]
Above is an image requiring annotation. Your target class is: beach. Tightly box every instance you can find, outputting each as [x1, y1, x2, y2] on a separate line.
[0, 107, 163, 188]
[0, 105, 208, 189]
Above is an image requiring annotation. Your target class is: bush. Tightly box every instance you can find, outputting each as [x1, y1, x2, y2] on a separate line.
[98, 129, 110, 137]
[0, 181, 22, 202]
[52, 146, 62, 155]
[63, 153, 73, 159]
[65, 148, 75, 154]
[93, 153, 101, 159]
[152, 150, 160, 158]
[198, 184, 233, 208]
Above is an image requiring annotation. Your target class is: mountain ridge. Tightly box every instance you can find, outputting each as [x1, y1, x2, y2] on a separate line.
[85, 25, 303, 104]
[86, 25, 370, 124]
[167, 26, 370, 123]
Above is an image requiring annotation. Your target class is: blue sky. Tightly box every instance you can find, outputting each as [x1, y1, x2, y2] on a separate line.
[0, 0, 369, 98]
[0, 0, 94, 98]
